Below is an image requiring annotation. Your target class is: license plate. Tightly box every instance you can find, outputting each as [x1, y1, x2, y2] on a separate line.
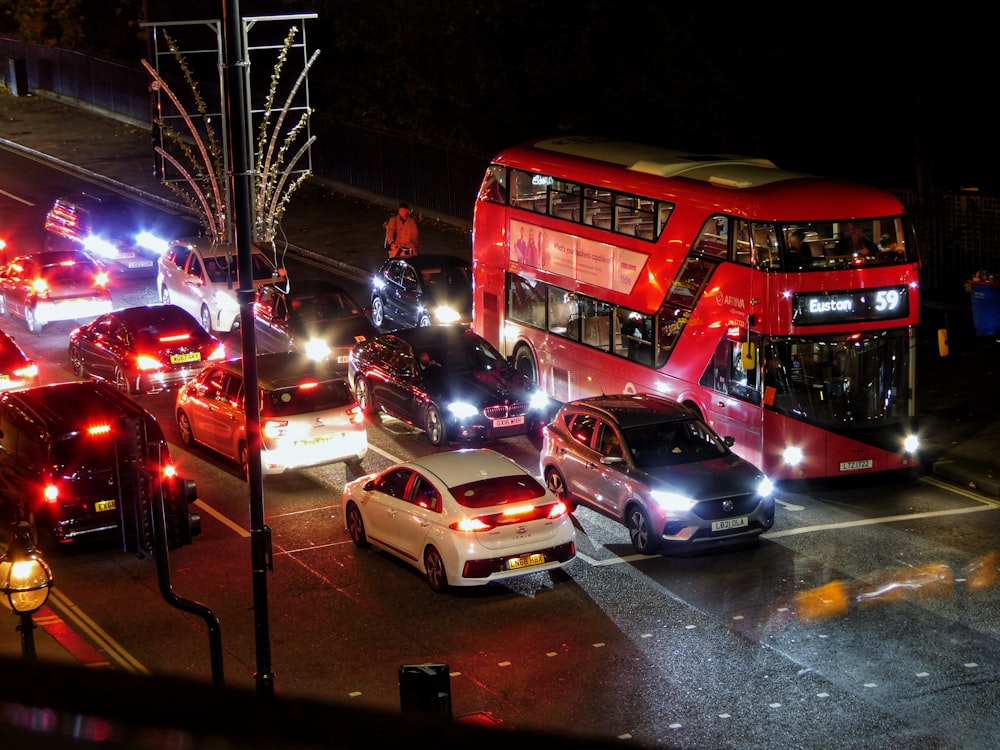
[296, 435, 333, 446]
[170, 352, 202, 364]
[712, 516, 748, 532]
[95, 499, 116, 512]
[507, 552, 545, 570]
[839, 459, 873, 472]
[127, 259, 153, 268]
[336, 354, 351, 364]
[492, 415, 525, 428]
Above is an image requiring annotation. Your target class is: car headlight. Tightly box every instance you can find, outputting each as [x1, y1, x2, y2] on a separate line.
[757, 476, 774, 497]
[304, 338, 331, 361]
[649, 490, 695, 512]
[447, 401, 479, 419]
[136, 231, 169, 255]
[528, 390, 550, 410]
[83, 235, 118, 259]
[434, 305, 461, 324]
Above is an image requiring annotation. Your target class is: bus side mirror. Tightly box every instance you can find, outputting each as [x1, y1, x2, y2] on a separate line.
[741, 342, 756, 371]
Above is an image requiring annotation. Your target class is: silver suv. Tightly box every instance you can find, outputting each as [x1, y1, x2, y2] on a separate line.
[157, 238, 285, 333]
[539, 393, 775, 554]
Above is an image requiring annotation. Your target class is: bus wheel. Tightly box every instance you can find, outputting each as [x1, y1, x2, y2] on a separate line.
[513, 344, 537, 381]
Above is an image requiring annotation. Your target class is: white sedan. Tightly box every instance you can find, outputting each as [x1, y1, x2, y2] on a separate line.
[342, 449, 576, 592]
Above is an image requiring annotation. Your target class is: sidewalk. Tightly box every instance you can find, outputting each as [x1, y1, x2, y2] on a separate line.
[2, 88, 1000, 664]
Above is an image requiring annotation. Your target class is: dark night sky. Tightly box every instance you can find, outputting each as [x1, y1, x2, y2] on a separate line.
[116, 3, 996, 193]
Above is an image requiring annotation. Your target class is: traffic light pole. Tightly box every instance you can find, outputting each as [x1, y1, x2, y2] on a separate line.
[150, 444, 225, 688]
[224, 0, 275, 698]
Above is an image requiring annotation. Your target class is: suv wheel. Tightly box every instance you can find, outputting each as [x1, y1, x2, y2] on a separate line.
[626, 504, 658, 555]
[25, 305, 42, 334]
[112, 367, 131, 394]
[370, 296, 385, 328]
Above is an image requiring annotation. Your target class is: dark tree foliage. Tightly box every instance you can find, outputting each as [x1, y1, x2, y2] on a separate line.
[8, 0, 994, 192]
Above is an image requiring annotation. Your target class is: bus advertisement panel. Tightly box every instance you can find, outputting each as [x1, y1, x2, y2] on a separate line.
[472, 136, 920, 480]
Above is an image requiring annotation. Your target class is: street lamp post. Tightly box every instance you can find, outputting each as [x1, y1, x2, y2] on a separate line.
[0, 521, 54, 661]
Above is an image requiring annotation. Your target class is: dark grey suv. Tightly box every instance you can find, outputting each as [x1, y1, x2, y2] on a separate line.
[539, 393, 776, 554]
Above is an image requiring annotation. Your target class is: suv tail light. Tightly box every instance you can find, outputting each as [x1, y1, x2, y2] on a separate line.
[207, 344, 226, 361]
[94, 271, 110, 287]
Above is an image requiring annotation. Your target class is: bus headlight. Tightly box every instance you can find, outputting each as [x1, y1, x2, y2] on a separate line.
[447, 401, 478, 419]
[903, 434, 919, 454]
[782, 446, 804, 466]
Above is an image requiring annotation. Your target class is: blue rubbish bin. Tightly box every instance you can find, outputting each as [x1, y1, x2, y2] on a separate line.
[969, 281, 1000, 337]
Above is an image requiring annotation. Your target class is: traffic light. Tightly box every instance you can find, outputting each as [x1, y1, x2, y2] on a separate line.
[115, 416, 155, 557]
[163, 476, 201, 550]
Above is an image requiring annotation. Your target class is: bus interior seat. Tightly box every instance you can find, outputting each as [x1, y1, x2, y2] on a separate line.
[582, 316, 610, 349]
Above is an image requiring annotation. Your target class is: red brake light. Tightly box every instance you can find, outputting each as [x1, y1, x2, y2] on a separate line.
[94, 271, 109, 287]
[298, 381, 319, 390]
[87, 424, 111, 436]
[13, 363, 38, 379]
[162, 463, 177, 479]
[135, 354, 163, 371]
[31, 278, 49, 294]
[43, 484, 59, 503]
[500, 504, 535, 518]
[262, 420, 288, 439]
[547, 501, 569, 519]
[450, 517, 492, 532]
[159, 333, 191, 343]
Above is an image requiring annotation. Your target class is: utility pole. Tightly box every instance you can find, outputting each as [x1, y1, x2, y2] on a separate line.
[223, 0, 274, 698]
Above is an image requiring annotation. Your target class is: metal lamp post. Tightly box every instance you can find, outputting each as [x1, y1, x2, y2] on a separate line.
[0, 521, 54, 661]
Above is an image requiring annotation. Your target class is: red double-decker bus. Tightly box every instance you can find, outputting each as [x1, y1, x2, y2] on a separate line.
[472, 136, 921, 480]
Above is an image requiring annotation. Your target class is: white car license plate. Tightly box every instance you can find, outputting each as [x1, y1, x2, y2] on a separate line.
[492, 415, 525, 428]
[712, 516, 748, 532]
[839, 459, 873, 472]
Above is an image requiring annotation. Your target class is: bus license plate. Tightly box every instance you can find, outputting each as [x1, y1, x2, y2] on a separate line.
[712, 516, 748, 532]
[839, 459, 873, 472]
[95, 499, 116, 512]
[507, 553, 545, 570]
[492, 415, 525, 428]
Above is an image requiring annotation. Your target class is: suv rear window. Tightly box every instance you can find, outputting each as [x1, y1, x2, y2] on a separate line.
[262, 379, 354, 417]
[52, 431, 116, 477]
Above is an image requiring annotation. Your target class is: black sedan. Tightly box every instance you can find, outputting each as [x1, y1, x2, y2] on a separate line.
[369, 254, 472, 329]
[69, 304, 226, 394]
[348, 325, 555, 445]
[254, 280, 377, 370]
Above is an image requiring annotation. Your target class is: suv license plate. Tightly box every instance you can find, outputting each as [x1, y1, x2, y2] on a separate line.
[839, 459, 873, 471]
[95, 499, 117, 512]
[712, 516, 748, 532]
[508, 553, 545, 570]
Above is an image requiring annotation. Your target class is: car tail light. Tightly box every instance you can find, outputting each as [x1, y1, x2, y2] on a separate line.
[298, 381, 319, 390]
[263, 420, 288, 439]
[135, 354, 163, 371]
[31, 278, 49, 295]
[159, 333, 191, 343]
[547, 501, 569, 519]
[347, 405, 364, 425]
[207, 344, 226, 361]
[13, 363, 38, 379]
[450, 517, 493, 532]
[500, 504, 535, 518]
[94, 271, 110, 287]
[43, 484, 59, 503]
[162, 463, 177, 479]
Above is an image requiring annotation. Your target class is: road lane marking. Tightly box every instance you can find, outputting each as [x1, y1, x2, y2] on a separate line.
[193, 498, 250, 537]
[48, 589, 149, 674]
[763, 504, 997, 539]
[0, 187, 33, 205]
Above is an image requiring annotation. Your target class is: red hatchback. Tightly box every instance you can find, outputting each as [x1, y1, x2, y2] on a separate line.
[69, 304, 225, 395]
